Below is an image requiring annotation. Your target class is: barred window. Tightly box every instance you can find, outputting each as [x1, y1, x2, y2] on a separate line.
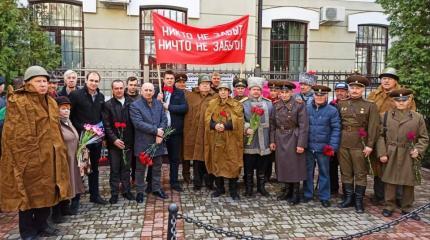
[355, 25, 388, 76]
[31, 1, 84, 69]
[140, 8, 186, 70]
[270, 21, 307, 73]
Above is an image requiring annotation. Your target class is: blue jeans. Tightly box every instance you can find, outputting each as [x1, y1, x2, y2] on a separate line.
[304, 151, 330, 201]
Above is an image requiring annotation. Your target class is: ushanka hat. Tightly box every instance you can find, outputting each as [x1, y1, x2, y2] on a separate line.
[299, 72, 317, 86]
[247, 77, 265, 89]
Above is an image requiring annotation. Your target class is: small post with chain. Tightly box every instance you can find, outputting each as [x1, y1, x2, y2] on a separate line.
[167, 203, 178, 240]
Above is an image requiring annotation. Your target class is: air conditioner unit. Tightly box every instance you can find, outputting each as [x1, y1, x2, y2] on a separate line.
[100, 0, 130, 5]
[320, 6, 345, 24]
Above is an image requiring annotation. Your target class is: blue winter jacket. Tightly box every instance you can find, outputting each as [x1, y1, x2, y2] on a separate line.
[306, 101, 341, 152]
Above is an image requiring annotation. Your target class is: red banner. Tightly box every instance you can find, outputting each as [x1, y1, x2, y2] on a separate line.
[153, 12, 249, 65]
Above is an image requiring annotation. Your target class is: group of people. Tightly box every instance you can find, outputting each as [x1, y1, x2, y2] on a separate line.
[0, 65, 428, 240]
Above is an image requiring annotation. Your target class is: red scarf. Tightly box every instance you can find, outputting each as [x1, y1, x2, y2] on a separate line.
[163, 86, 173, 93]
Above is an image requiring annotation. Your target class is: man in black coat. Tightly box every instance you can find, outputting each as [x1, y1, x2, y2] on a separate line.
[69, 71, 107, 204]
[154, 70, 188, 192]
[102, 80, 135, 204]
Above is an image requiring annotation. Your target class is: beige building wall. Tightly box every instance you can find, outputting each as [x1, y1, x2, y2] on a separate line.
[261, 0, 385, 72]
[84, 4, 140, 68]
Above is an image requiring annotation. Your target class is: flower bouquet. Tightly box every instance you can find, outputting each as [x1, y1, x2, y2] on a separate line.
[77, 122, 105, 176]
[246, 105, 264, 145]
[114, 121, 129, 166]
[323, 145, 335, 157]
[139, 126, 175, 166]
[407, 131, 421, 184]
[358, 127, 373, 176]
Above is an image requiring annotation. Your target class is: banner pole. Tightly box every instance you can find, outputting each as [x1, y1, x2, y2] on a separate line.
[157, 64, 162, 93]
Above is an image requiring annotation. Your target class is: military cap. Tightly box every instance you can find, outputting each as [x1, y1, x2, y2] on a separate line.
[334, 82, 348, 90]
[233, 78, 247, 88]
[268, 80, 281, 90]
[312, 85, 331, 95]
[299, 72, 317, 86]
[346, 73, 370, 87]
[389, 88, 413, 101]
[278, 81, 296, 91]
[217, 82, 232, 92]
[175, 73, 188, 82]
[379, 67, 399, 81]
[198, 74, 211, 85]
[24, 65, 50, 82]
[55, 96, 71, 106]
[247, 77, 265, 89]
[0, 76, 5, 85]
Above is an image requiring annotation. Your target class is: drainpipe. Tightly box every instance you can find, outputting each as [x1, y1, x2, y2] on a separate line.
[255, 0, 263, 77]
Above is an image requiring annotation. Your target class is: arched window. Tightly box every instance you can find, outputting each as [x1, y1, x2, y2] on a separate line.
[270, 21, 307, 72]
[31, 1, 84, 69]
[355, 25, 388, 76]
[140, 7, 186, 70]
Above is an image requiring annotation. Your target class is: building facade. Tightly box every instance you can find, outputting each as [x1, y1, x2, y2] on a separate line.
[20, 0, 389, 76]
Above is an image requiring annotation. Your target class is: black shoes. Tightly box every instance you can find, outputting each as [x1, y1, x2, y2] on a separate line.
[136, 192, 145, 203]
[153, 189, 169, 199]
[354, 185, 366, 214]
[90, 195, 108, 205]
[122, 191, 135, 201]
[402, 211, 421, 221]
[287, 183, 300, 206]
[321, 200, 331, 208]
[145, 185, 152, 194]
[109, 195, 119, 204]
[257, 175, 269, 197]
[338, 183, 354, 208]
[382, 209, 393, 217]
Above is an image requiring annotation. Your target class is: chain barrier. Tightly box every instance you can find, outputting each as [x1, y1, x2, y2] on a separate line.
[329, 202, 430, 240]
[176, 213, 265, 240]
[168, 202, 429, 240]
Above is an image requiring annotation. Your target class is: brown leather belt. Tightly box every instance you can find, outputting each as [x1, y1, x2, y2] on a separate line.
[342, 126, 362, 131]
[279, 125, 296, 130]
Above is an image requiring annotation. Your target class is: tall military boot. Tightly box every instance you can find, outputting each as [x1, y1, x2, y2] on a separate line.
[257, 174, 269, 197]
[355, 185, 366, 214]
[288, 183, 300, 205]
[277, 183, 293, 200]
[244, 172, 254, 197]
[229, 179, 240, 200]
[59, 200, 72, 216]
[338, 183, 354, 208]
[211, 177, 225, 197]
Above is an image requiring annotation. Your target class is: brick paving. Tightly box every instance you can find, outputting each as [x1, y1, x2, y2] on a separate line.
[0, 165, 429, 240]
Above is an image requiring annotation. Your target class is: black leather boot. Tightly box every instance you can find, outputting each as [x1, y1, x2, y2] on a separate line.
[229, 179, 240, 200]
[69, 195, 80, 215]
[244, 173, 254, 197]
[51, 204, 64, 224]
[257, 175, 269, 197]
[211, 177, 225, 197]
[59, 200, 72, 216]
[355, 185, 366, 214]
[288, 183, 300, 205]
[338, 183, 354, 208]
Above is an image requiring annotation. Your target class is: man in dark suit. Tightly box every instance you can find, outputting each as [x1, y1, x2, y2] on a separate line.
[156, 70, 188, 192]
[69, 71, 107, 204]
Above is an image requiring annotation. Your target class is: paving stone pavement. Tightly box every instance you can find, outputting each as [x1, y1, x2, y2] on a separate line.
[0, 165, 429, 240]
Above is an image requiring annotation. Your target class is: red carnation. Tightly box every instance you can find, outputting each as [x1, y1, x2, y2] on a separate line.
[323, 145, 335, 157]
[220, 110, 228, 118]
[163, 86, 174, 93]
[407, 131, 416, 141]
[358, 128, 368, 138]
[255, 108, 264, 116]
[114, 122, 121, 128]
[120, 122, 127, 128]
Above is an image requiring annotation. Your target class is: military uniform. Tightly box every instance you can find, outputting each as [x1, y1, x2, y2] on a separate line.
[338, 74, 380, 213]
[377, 89, 428, 220]
[367, 67, 417, 203]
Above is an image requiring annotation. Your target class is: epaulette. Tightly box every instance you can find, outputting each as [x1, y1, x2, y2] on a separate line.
[239, 97, 248, 103]
[261, 97, 272, 102]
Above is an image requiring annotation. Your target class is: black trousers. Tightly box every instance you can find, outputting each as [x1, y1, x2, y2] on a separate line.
[329, 153, 340, 193]
[166, 134, 182, 187]
[193, 160, 208, 187]
[19, 207, 50, 238]
[87, 143, 102, 199]
[108, 147, 131, 195]
[265, 152, 275, 180]
[244, 154, 269, 176]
